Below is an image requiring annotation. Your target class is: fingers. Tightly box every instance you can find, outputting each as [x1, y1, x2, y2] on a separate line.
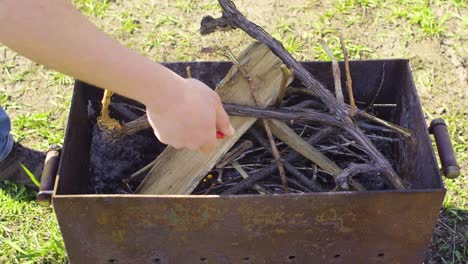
[199, 140, 217, 153]
[214, 96, 235, 137]
[146, 79, 234, 154]
[197, 94, 234, 154]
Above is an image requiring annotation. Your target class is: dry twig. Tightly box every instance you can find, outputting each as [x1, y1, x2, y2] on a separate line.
[339, 34, 356, 115]
[320, 40, 344, 104]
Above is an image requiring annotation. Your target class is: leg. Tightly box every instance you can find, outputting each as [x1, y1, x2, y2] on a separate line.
[0, 106, 14, 161]
[0, 106, 45, 190]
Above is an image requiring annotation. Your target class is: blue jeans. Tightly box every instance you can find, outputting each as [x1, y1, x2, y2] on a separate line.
[0, 106, 14, 161]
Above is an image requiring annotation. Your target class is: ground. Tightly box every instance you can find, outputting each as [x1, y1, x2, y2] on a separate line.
[0, 0, 466, 263]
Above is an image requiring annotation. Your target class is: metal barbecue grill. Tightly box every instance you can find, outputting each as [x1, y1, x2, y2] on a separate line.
[38, 60, 459, 264]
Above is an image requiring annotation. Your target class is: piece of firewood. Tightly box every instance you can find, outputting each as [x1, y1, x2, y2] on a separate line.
[136, 42, 292, 194]
[267, 119, 342, 176]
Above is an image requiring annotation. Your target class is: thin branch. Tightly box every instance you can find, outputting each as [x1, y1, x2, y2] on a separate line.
[286, 87, 317, 98]
[119, 114, 152, 136]
[186, 66, 192, 78]
[249, 127, 323, 191]
[125, 159, 156, 183]
[365, 63, 385, 110]
[97, 89, 122, 133]
[268, 119, 342, 176]
[335, 163, 381, 190]
[320, 40, 344, 105]
[275, 64, 293, 106]
[232, 161, 269, 194]
[263, 119, 289, 192]
[223, 104, 342, 126]
[339, 33, 356, 115]
[283, 162, 323, 192]
[356, 110, 412, 138]
[216, 140, 253, 168]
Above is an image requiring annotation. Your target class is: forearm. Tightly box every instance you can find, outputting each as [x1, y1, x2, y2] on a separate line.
[0, 0, 182, 109]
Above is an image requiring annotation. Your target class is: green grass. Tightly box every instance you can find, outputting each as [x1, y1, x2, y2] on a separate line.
[391, 0, 447, 37]
[0, 0, 466, 263]
[0, 182, 66, 264]
[47, 71, 73, 87]
[73, 0, 110, 18]
[119, 12, 143, 35]
[0, 92, 20, 110]
[19, 163, 40, 188]
[12, 112, 66, 150]
[2, 64, 32, 84]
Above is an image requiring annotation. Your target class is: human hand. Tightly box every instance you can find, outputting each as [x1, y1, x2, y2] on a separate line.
[146, 78, 234, 153]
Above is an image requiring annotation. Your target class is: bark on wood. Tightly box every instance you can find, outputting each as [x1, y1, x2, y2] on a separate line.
[136, 42, 290, 194]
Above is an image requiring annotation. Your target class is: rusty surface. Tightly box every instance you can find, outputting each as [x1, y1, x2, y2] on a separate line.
[54, 191, 444, 264]
[54, 60, 446, 264]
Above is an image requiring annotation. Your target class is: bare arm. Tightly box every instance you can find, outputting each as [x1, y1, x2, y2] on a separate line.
[0, 0, 233, 152]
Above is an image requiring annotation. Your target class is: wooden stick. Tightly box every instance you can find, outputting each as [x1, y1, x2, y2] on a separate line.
[275, 65, 293, 106]
[320, 40, 344, 105]
[356, 110, 412, 139]
[283, 179, 311, 193]
[97, 90, 122, 133]
[125, 159, 155, 183]
[335, 163, 381, 190]
[186, 66, 192, 78]
[232, 161, 269, 194]
[266, 119, 366, 191]
[263, 119, 289, 192]
[283, 162, 323, 192]
[268, 119, 342, 175]
[339, 34, 356, 115]
[216, 140, 253, 168]
[249, 127, 322, 191]
[223, 104, 342, 126]
[119, 115, 152, 136]
[286, 87, 317, 98]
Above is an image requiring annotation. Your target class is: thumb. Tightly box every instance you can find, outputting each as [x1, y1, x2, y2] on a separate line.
[215, 101, 235, 137]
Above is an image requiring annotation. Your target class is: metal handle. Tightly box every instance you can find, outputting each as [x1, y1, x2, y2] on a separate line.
[429, 118, 460, 179]
[36, 145, 61, 207]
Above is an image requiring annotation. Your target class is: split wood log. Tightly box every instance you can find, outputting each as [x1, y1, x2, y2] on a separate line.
[136, 42, 292, 194]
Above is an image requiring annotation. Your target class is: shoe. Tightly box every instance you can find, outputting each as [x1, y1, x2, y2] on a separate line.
[0, 143, 45, 190]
